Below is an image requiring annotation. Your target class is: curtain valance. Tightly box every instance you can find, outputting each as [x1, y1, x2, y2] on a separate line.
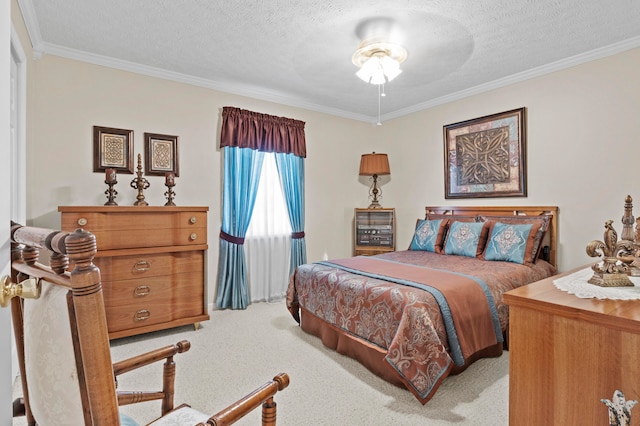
[220, 106, 307, 158]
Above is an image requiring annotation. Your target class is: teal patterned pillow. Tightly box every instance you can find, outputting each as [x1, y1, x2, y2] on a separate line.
[409, 219, 443, 252]
[443, 221, 488, 257]
[484, 222, 533, 264]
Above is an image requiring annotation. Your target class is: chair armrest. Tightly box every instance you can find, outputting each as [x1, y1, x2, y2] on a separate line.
[114, 340, 190, 415]
[199, 373, 290, 426]
[113, 340, 190, 376]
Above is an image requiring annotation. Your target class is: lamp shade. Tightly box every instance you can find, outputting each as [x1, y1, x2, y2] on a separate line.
[352, 41, 407, 85]
[359, 153, 390, 176]
[355, 54, 403, 84]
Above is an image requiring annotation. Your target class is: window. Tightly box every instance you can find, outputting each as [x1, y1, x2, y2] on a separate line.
[245, 154, 291, 302]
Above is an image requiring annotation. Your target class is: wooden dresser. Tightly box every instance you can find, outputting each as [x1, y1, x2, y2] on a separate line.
[504, 267, 640, 425]
[59, 206, 210, 339]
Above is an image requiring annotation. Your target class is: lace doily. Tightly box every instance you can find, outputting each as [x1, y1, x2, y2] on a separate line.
[553, 267, 640, 300]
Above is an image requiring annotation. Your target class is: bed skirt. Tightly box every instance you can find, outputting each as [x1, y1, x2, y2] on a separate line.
[299, 307, 504, 403]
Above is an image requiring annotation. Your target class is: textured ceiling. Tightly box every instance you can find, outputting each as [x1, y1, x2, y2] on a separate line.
[18, 0, 640, 123]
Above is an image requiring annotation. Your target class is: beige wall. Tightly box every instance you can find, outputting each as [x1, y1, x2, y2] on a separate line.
[12, 4, 640, 306]
[381, 48, 640, 271]
[24, 54, 378, 295]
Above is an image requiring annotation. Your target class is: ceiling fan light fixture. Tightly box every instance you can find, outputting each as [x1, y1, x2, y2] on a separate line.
[352, 42, 407, 85]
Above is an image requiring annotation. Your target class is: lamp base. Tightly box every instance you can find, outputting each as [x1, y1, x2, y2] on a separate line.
[366, 174, 384, 209]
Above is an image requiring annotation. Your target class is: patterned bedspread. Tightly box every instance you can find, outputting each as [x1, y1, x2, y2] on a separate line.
[286, 250, 556, 403]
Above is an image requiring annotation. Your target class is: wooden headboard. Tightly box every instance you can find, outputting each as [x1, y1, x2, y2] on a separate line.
[425, 206, 559, 268]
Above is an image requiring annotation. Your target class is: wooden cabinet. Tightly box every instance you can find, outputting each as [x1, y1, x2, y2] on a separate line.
[59, 206, 210, 339]
[354, 208, 395, 256]
[504, 267, 640, 425]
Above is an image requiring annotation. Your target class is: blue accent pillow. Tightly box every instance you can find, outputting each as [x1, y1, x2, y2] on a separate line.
[409, 219, 443, 252]
[484, 222, 533, 264]
[444, 221, 487, 257]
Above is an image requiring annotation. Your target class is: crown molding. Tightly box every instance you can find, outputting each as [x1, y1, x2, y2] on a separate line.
[43, 42, 375, 122]
[16, 0, 44, 58]
[382, 36, 640, 122]
[39, 36, 640, 124]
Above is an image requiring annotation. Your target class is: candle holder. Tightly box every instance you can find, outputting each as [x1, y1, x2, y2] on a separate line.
[164, 172, 176, 206]
[130, 154, 150, 206]
[104, 168, 118, 206]
[164, 182, 176, 206]
[104, 180, 118, 206]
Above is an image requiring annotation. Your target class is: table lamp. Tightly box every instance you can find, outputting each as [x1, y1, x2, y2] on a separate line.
[359, 152, 390, 208]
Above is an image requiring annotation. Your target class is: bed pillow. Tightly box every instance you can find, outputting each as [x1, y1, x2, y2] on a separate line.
[483, 222, 536, 264]
[479, 215, 549, 264]
[409, 219, 446, 252]
[443, 221, 489, 258]
[426, 214, 478, 253]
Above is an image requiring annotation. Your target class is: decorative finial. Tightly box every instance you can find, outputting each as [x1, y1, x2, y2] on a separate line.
[621, 195, 635, 241]
[130, 154, 150, 206]
[602, 390, 637, 426]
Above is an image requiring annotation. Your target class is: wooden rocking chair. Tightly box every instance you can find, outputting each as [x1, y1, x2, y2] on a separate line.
[6, 223, 289, 425]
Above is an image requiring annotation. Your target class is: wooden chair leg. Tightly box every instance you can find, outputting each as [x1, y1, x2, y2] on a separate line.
[261, 397, 276, 426]
[162, 356, 176, 415]
[12, 293, 35, 426]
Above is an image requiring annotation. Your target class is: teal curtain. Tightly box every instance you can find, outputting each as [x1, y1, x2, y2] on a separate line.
[216, 146, 265, 309]
[217, 106, 306, 309]
[275, 153, 306, 273]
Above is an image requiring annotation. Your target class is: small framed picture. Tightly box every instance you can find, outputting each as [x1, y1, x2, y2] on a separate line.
[93, 126, 134, 174]
[144, 133, 179, 176]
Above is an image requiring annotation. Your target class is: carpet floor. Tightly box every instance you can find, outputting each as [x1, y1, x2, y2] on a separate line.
[13, 300, 509, 425]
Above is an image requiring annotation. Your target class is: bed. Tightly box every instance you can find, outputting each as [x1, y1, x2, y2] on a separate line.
[286, 205, 558, 404]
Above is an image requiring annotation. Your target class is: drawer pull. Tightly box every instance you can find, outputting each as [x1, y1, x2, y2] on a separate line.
[190, 233, 197, 241]
[134, 310, 151, 321]
[133, 285, 150, 297]
[189, 216, 197, 224]
[134, 261, 150, 271]
[77, 218, 88, 226]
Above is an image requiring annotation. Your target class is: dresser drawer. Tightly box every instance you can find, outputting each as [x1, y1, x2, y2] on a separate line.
[60, 209, 207, 250]
[95, 251, 203, 282]
[105, 298, 204, 333]
[101, 270, 202, 307]
[103, 271, 204, 333]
